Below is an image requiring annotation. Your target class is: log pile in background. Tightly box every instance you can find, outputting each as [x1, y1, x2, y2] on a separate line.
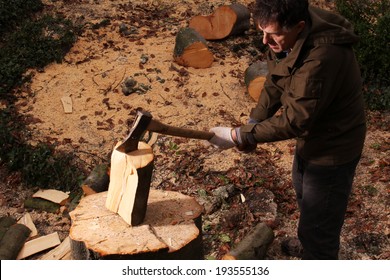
[189, 3, 250, 40]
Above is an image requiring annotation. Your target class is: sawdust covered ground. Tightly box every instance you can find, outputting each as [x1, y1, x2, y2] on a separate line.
[1, 0, 389, 260]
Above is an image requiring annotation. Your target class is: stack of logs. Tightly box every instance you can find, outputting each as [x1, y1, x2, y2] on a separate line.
[173, 3, 268, 102]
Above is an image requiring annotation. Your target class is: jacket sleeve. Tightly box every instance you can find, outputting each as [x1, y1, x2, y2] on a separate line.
[240, 45, 346, 144]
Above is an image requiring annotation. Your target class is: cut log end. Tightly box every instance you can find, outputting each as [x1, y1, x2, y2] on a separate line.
[244, 61, 268, 102]
[189, 3, 250, 40]
[173, 27, 213, 69]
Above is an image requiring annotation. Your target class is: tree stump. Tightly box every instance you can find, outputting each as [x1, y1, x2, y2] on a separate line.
[244, 61, 268, 102]
[189, 3, 250, 40]
[173, 27, 214, 69]
[69, 190, 204, 260]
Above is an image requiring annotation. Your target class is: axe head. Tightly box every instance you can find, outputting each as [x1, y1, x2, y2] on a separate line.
[116, 111, 152, 154]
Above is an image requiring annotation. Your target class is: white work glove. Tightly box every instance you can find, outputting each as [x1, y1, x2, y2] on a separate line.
[208, 127, 237, 149]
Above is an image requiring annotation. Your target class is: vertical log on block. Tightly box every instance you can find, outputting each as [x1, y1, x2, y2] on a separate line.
[189, 3, 250, 40]
[244, 61, 268, 102]
[173, 27, 214, 69]
[105, 141, 153, 226]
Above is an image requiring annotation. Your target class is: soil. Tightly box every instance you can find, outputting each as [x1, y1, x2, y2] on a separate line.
[0, 0, 389, 260]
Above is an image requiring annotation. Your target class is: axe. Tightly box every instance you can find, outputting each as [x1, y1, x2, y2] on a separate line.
[116, 110, 215, 153]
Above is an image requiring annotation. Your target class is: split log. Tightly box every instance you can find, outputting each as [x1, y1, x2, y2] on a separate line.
[69, 190, 204, 260]
[0, 224, 31, 260]
[189, 3, 250, 40]
[173, 27, 214, 69]
[32, 189, 69, 205]
[222, 223, 274, 260]
[17, 232, 61, 259]
[244, 61, 268, 102]
[39, 236, 71, 260]
[105, 141, 154, 226]
[81, 163, 110, 195]
[18, 213, 38, 237]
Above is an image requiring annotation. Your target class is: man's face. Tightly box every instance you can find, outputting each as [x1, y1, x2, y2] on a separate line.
[258, 21, 305, 53]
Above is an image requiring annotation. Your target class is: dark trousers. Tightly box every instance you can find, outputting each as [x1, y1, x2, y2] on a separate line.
[292, 153, 361, 259]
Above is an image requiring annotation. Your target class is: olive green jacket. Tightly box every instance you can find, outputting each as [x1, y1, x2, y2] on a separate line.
[240, 6, 366, 165]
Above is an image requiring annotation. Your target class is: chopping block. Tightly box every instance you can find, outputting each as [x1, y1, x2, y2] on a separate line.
[69, 189, 204, 260]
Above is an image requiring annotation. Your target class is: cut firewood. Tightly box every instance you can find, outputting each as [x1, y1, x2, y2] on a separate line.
[189, 3, 250, 40]
[61, 96, 72, 113]
[105, 141, 154, 226]
[18, 213, 38, 237]
[69, 190, 204, 260]
[222, 223, 274, 260]
[39, 236, 71, 260]
[81, 163, 110, 195]
[244, 61, 268, 102]
[0, 224, 31, 260]
[173, 27, 214, 69]
[17, 232, 61, 260]
[32, 189, 69, 205]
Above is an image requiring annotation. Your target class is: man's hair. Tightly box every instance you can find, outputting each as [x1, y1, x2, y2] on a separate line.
[253, 0, 309, 29]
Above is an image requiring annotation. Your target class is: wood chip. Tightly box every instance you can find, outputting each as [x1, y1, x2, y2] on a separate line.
[61, 96, 73, 113]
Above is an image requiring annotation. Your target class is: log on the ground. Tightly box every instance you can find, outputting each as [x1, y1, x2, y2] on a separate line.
[69, 190, 204, 260]
[0, 216, 17, 241]
[81, 163, 110, 195]
[105, 141, 154, 226]
[173, 27, 214, 69]
[0, 224, 31, 260]
[222, 223, 274, 260]
[24, 197, 60, 213]
[244, 61, 268, 102]
[189, 3, 250, 40]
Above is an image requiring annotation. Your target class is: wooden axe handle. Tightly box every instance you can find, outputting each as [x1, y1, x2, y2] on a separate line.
[147, 119, 214, 140]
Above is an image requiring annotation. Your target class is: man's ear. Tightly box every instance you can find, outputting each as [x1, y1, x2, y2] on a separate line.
[297, 21, 306, 33]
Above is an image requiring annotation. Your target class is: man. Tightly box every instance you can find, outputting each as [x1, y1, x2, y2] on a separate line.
[208, 0, 366, 259]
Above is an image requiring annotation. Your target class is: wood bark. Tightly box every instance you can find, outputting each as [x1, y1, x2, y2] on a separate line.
[81, 163, 110, 195]
[173, 27, 214, 69]
[222, 223, 274, 260]
[0, 224, 31, 260]
[105, 141, 154, 226]
[0, 216, 16, 241]
[69, 190, 204, 260]
[189, 3, 250, 40]
[244, 61, 268, 102]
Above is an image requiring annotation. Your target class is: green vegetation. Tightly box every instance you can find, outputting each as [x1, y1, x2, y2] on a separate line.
[0, 0, 83, 191]
[336, 0, 390, 110]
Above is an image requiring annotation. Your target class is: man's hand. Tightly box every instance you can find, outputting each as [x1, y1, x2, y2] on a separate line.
[208, 127, 237, 149]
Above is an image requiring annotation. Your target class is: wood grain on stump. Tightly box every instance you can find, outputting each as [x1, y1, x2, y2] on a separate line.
[69, 190, 204, 260]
